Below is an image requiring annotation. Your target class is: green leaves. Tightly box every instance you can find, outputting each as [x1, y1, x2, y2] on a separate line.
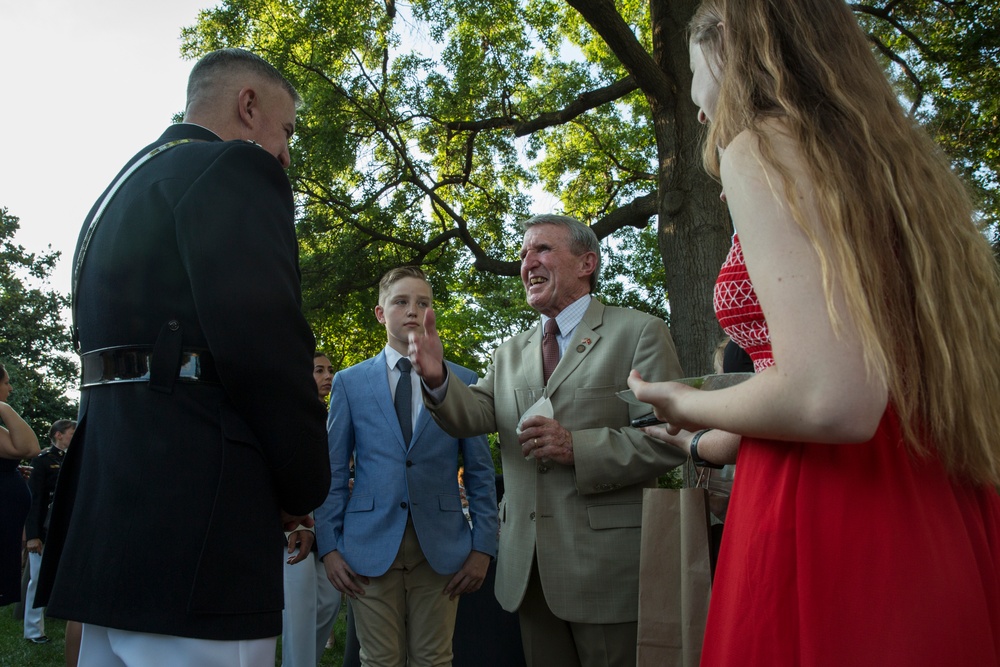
[0, 207, 78, 436]
[859, 1, 1000, 230]
[175, 0, 1000, 377]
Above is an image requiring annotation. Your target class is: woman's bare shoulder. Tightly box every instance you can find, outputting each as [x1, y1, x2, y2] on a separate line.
[721, 121, 804, 178]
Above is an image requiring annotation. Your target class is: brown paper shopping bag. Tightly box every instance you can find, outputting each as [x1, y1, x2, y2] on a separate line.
[636, 487, 713, 667]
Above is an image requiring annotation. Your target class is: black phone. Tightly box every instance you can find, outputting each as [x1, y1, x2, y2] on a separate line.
[630, 413, 665, 428]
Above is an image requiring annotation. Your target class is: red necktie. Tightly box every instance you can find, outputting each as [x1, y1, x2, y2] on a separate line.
[542, 318, 560, 385]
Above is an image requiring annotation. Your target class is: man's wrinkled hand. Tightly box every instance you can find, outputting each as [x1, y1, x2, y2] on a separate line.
[408, 308, 446, 388]
[517, 416, 575, 465]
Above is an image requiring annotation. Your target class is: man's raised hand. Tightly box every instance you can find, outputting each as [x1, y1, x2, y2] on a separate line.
[408, 307, 446, 388]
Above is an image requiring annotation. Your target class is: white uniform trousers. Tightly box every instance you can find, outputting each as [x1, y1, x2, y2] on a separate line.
[281, 547, 342, 666]
[78, 624, 276, 667]
[23, 551, 45, 639]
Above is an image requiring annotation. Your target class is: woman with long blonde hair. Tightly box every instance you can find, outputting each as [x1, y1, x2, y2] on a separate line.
[629, 0, 1000, 663]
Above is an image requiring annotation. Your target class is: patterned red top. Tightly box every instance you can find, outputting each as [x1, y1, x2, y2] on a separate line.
[713, 234, 773, 372]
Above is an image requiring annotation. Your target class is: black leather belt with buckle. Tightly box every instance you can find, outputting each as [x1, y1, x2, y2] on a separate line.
[81, 347, 220, 388]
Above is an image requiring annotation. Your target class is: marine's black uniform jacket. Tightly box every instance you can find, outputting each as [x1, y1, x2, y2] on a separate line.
[37, 123, 331, 640]
[24, 446, 66, 543]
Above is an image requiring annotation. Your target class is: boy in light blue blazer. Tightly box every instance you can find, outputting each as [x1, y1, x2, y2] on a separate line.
[315, 266, 498, 667]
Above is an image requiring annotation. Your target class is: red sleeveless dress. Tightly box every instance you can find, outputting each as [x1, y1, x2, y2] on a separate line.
[701, 235, 1000, 666]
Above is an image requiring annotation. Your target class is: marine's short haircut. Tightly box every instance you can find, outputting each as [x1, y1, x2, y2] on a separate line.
[49, 419, 77, 444]
[187, 48, 301, 109]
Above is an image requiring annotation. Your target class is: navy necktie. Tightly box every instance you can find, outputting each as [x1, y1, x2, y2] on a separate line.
[542, 318, 560, 384]
[394, 357, 412, 443]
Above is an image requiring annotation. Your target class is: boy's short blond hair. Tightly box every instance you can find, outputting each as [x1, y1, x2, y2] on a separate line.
[377, 266, 431, 306]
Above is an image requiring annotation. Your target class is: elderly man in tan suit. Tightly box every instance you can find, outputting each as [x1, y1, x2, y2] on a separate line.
[410, 214, 687, 667]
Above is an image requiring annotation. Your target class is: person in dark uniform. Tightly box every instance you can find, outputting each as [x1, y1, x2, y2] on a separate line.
[23, 419, 76, 644]
[35, 48, 330, 667]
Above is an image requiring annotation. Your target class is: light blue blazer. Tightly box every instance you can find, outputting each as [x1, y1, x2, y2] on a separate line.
[315, 352, 498, 577]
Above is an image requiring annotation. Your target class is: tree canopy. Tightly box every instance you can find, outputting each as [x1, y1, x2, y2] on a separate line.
[0, 207, 78, 439]
[178, 0, 999, 374]
[857, 1, 1000, 234]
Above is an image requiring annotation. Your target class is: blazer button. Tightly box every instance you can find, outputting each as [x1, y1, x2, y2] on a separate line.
[529, 512, 536, 520]
[537, 464, 549, 474]
[167, 319, 180, 331]
[400, 502, 408, 509]
[406, 460, 413, 467]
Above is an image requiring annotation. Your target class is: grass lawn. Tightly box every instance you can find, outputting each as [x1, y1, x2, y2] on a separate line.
[0, 607, 67, 667]
[1, 603, 349, 667]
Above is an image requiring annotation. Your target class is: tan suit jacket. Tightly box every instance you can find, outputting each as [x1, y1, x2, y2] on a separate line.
[428, 298, 686, 624]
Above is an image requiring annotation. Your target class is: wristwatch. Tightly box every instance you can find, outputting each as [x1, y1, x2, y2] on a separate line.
[690, 429, 724, 469]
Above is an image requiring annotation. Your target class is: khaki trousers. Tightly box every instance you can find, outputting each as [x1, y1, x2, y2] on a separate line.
[352, 517, 458, 667]
[518, 558, 638, 667]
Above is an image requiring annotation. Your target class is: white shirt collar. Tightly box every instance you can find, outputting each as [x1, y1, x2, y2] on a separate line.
[541, 293, 591, 339]
[383, 345, 407, 371]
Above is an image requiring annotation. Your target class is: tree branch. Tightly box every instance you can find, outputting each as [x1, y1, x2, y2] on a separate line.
[850, 3, 939, 60]
[564, 0, 679, 110]
[513, 77, 640, 136]
[866, 34, 925, 115]
[445, 76, 639, 135]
